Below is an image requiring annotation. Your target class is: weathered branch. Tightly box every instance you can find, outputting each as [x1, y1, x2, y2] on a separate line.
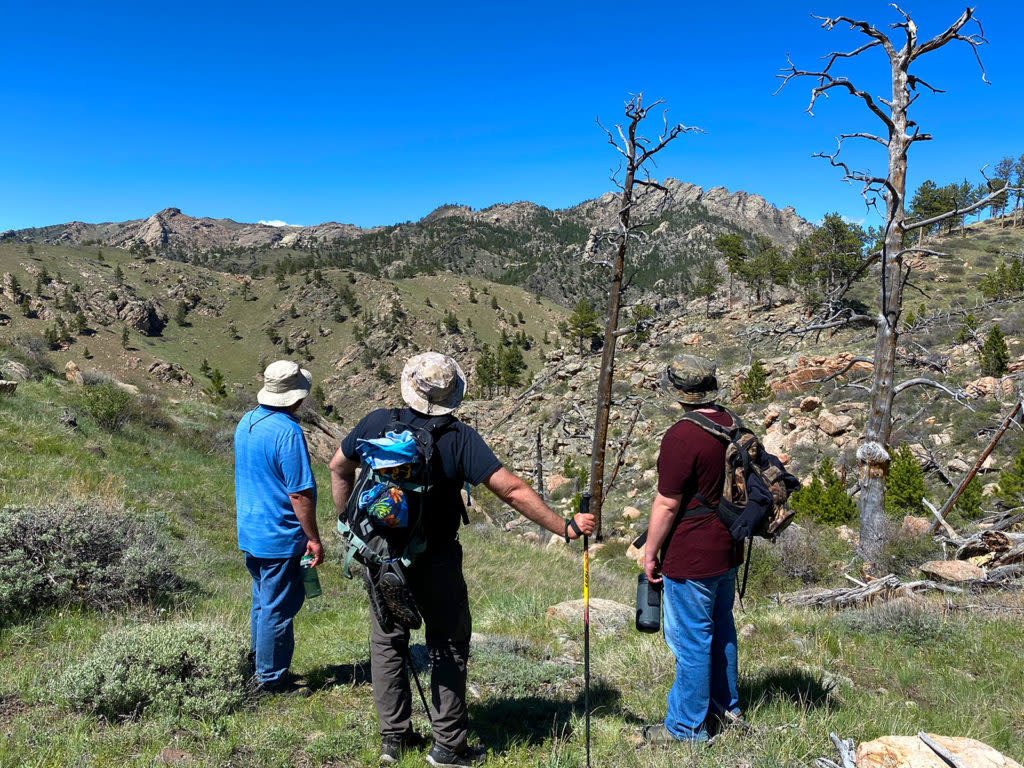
[892, 377, 970, 404]
[810, 356, 873, 384]
[903, 185, 1023, 232]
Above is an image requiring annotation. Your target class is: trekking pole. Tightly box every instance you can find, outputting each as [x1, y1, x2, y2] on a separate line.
[405, 648, 431, 720]
[583, 511, 592, 768]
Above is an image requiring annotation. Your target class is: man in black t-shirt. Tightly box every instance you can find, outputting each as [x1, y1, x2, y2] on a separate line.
[329, 352, 595, 768]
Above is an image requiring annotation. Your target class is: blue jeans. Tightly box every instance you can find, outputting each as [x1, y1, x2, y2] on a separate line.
[245, 553, 305, 685]
[662, 568, 740, 741]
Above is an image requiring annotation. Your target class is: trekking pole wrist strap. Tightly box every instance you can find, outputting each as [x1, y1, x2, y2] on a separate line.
[564, 516, 583, 544]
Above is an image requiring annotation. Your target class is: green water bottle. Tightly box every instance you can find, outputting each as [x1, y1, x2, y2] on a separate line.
[300, 554, 322, 599]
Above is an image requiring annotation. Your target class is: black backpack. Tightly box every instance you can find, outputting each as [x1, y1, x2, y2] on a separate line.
[336, 408, 456, 630]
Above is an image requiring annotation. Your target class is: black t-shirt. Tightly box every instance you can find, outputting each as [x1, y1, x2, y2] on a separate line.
[341, 408, 503, 543]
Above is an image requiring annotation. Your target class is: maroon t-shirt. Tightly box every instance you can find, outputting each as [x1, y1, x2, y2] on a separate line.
[656, 407, 742, 580]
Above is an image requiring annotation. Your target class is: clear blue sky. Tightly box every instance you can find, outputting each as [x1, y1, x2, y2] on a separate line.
[1, 1, 1021, 232]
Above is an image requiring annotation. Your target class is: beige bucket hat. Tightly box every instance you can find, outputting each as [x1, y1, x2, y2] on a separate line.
[257, 360, 312, 407]
[400, 352, 466, 416]
[662, 354, 720, 405]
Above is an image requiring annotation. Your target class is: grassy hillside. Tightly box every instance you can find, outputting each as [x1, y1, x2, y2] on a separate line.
[1, 365, 1022, 767]
[0, 241, 567, 418]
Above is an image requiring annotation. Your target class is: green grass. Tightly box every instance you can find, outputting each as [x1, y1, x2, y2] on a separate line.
[1, 380, 1023, 767]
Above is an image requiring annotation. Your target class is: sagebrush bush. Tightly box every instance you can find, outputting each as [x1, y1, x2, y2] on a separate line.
[0, 500, 180, 620]
[53, 622, 247, 719]
[842, 598, 944, 643]
[1, 334, 57, 379]
[75, 381, 140, 431]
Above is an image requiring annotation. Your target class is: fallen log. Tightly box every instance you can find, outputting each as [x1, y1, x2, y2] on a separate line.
[777, 574, 902, 609]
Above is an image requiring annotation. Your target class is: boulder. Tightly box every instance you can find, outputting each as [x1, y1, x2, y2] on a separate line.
[0, 360, 30, 380]
[836, 525, 859, 546]
[545, 598, 633, 637]
[818, 410, 854, 436]
[901, 516, 932, 538]
[65, 361, 85, 386]
[763, 406, 781, 429]
[965, 376, 1000, 398]
[625, 540, 646, 567]
[799, 396, 821, 412]
[856, 734, 1022, 768]
[147, 361, 195, 386]
[118, 299, 167, 336]
[919, 560, 985, 583]
[0, 380, 17, 397]
[546, 474, 572, 494]
[621, 506, 643, 521]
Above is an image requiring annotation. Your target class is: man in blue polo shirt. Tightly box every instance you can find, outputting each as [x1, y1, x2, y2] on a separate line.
[235, 359, 323, 696]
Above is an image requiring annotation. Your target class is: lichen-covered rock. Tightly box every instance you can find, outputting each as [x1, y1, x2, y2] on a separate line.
[919, 560, 985, 583]
[856, 734, 1022, 768]
[65, 361, 84, 386]
[545, 598, 633, 637]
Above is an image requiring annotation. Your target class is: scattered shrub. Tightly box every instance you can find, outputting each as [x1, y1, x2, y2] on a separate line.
[877, 522, 942, 577]
[0, 334, 57, 379]
[75, 381, 140, 431]
[842, 598, 944, 643]
[0, 500, 180, 620]
[745, 522, 852, 593]
[53, 622, 247, 719]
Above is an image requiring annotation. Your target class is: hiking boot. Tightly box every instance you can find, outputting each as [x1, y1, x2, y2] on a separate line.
[378, 569, 422, 630]
[379, 736, 405, 765]
[252, 678, 312, 699]
[641, 723, 708, 746]
[379, 731, 425, 763]
[425, 743, 484, 767]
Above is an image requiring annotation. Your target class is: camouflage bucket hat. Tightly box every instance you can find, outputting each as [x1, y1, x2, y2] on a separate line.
[662, 354, 720, 405]
[400, 352, 466, 416]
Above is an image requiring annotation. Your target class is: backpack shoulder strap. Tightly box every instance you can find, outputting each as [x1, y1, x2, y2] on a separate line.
[678, 412, 737, 442]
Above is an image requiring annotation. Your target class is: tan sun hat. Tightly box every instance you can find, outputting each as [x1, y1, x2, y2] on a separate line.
[662, 354, 720, 405]
[400, 352, 466, 416]
[257, 360, 312, 408]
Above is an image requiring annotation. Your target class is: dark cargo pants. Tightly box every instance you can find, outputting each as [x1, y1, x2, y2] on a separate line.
[369, 539, 472, 751]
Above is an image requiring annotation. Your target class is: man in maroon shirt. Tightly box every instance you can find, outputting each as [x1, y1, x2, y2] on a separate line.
[643, 354, 742, 744]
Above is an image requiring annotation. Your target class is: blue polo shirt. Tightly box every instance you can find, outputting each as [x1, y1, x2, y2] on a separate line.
[235, 406, 317, 558]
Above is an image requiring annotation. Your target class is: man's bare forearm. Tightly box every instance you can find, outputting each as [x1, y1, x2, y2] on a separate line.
[329, 448, 358, 515]
[289, 488, 320, 543]
[485, 467, 570, 537]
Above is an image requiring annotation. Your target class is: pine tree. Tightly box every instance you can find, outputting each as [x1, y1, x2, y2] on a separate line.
[953, 476, 984, 522]
[44, 325, 61, 350]
[83, 346, 92, 359]
[490, 295, 499, 310]
[739, 360, 771, 402]
[114, 265, 124, 285]
[955, 313, 978, 344]
[200, 358, 211, 377]
[205, 368, 228, 402]
[498, 345, 526, 394]
[174, 300, 189, 326]
[73, 311, 88, 334]
[120, 327, 130, 349]
[997, 446, 1024, 504]
[885, 443, 927, 517]
[19, 295, 32, 318]
[567, 298, 601, 355]
[443, 309, 460, 334]
[979, 325, 1010, 377]
[789, 456, 856, 525]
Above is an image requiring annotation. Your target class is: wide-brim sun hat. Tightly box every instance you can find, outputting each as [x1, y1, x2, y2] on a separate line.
[257, 360, 312, 407]
[401, 352, 466, 416]
[662, 354, 720, 405]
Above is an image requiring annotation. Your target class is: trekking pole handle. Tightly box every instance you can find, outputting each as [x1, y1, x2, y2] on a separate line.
[579, 492, 591, 518]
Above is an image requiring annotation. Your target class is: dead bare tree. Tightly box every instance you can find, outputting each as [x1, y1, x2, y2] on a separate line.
[776, 6, 1020, 563]
[586, 94, 700, 539]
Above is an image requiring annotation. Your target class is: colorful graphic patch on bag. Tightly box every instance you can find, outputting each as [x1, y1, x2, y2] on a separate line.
[359, 483, 409, 528]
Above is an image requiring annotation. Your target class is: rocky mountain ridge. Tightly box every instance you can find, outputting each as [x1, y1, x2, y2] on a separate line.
[2, 180, 809, 252]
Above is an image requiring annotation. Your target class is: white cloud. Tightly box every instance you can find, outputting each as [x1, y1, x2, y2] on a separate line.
[258, 219, 302, 228]
[841, 215, 866, 226]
